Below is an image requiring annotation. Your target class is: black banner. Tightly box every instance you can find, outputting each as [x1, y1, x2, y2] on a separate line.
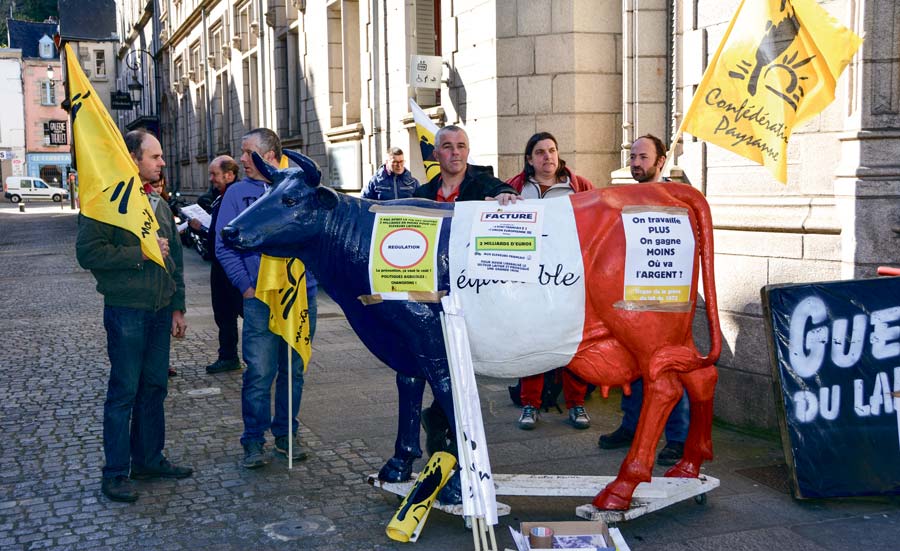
[47, 120, 67, 145]
[762, 277, 900, 498]
[110, 91, 133, 111]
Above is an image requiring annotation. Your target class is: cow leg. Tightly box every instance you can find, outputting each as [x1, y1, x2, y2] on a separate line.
[594, 369, 682, 510]
[377, 372, 426, 483]
[665, 365, 718, 478]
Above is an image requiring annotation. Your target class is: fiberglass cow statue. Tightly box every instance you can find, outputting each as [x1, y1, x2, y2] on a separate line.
[221, 150, 722, 511]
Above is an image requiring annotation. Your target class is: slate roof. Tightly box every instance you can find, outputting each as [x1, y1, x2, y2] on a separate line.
[7, 19, 58, 59]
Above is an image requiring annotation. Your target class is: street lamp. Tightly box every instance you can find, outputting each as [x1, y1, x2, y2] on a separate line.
[127, 72, 143, 108]
[46, 64, 54, 81]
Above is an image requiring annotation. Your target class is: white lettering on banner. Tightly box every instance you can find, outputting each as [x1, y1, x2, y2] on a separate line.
[788, 297, 900, 378]
[793, 386, 841, 423]
[785, 294, 900, 424]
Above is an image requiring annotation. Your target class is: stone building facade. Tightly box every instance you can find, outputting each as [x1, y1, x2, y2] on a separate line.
[116, 0, 900, 431]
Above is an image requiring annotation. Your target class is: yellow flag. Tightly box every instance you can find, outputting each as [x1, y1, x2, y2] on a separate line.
[257, 255, 312, 368]
[409, 99, 441, 182]
[64, 43, 165, 266]
[680, 0, 862, 183]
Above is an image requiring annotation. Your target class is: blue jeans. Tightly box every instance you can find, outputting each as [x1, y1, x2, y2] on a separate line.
[621, 378, 690, 443]
[240, 289, 317, 445]
[102, 305, 172, 478]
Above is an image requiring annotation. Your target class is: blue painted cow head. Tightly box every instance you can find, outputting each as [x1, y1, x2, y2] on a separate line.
[220, 149, 339, 258]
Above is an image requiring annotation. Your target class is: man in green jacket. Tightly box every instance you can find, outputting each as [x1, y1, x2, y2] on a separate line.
[76, 129, 192, 503]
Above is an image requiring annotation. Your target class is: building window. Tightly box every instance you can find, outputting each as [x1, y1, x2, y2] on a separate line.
[41, 80, 56, 106]
[38, 35, 54, 59]
[94, 50, 106, 78]
[242, 54, 259, 130]
[209, 26, 220, 71]
[174, 56, 184, 92]
[215, 72, 231, 152]
[280, 29, 303, 138]
[190, 42, 202, 83]
[327, 0, 360, 127]
[234, 0, 257, 53]
[197, 83, 207, 157]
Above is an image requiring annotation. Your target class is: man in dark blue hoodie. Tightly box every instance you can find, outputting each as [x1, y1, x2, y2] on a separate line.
[361, 147, 419, 200]
[214, 128, 318, 469]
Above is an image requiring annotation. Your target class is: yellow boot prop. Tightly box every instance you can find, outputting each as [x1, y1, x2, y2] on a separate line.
[386, 452, 457, 543]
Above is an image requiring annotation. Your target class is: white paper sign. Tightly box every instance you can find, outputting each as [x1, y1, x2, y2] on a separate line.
[465, 203, 545, 283]
[621, 207, 695, 303]
[179, 203, 212, 229]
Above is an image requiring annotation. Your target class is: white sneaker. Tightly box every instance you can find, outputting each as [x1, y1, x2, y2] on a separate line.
[568, 406, 590, 429]
[518, 406, 538, 430]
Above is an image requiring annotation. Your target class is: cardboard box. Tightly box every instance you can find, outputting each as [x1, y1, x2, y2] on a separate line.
[518, 520, 614, 550]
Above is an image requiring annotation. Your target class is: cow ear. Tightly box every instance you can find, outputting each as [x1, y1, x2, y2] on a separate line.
[251, 152, 275, 182]
[315, 186, 338, 210]
[283, 149, 322, 187]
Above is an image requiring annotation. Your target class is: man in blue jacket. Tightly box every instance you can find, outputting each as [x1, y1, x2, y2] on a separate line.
[214, 128, 318, 469]
[361, 147, 419, 200]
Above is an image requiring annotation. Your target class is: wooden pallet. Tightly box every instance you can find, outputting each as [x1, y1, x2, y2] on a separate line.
[368, 472, 718, 522]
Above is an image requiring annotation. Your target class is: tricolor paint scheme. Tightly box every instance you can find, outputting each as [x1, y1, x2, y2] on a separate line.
[221, 151, 722, 511]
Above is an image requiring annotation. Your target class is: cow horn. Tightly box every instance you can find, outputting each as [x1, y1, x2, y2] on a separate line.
[250, 151, 276, 183]
[282, 149, 322, 187]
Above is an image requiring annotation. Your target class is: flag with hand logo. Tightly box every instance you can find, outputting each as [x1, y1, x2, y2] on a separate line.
[410, 99, 441, 182]
[680, 0, 862, 183]
[65, 43, 165, 267]
[257, 254, 312, 368]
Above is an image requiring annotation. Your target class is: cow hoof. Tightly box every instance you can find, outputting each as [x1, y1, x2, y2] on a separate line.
[592, 488, 631, 511]
[437, 470, 462, 505]
[664, 461, 699, 479]
[377, 456, 414, 483]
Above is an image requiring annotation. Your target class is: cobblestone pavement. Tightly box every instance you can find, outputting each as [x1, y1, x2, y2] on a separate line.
[1, 204, 898, 550]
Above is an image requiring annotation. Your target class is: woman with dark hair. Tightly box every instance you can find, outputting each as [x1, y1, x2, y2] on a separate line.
[506, 131, 593, 197]
[506, 132, 594, 430]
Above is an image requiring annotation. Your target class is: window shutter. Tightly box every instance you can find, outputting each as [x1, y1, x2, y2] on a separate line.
[413, 0, 437, 107]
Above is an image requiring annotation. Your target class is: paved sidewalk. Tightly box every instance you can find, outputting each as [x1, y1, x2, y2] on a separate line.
[0, 205, 898, 550]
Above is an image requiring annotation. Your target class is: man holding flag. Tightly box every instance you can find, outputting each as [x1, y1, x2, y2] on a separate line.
[76, 129, 192, 503]
[215, 128, 318, 469]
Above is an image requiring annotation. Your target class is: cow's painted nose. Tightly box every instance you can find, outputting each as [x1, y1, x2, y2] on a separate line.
[220, 225, 241, 248]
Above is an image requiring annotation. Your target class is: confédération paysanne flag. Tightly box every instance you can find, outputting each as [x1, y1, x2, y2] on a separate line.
[257, 254, 312, 368]
[64, 43, 165, 267]
[410, 99, 441, 182]
[680, 0, 863, 183]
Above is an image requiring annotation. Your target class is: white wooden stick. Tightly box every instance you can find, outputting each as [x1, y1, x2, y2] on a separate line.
[288, 347, 292, 470]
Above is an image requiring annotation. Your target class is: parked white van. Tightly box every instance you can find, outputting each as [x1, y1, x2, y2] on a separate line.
[3, 176, 69, 203]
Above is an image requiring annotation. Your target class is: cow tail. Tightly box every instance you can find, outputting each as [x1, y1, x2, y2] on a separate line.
[669, 184, 722, 367]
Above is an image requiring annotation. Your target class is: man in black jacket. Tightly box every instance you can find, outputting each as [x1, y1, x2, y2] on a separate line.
[196, 155, 244, 374]
[413, 125, 517, 204]
[414, 124, 518, 484]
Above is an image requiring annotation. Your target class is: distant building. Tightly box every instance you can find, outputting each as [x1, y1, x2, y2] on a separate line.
[0, 48, 26, 183]
[7, 18, 70, 185]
